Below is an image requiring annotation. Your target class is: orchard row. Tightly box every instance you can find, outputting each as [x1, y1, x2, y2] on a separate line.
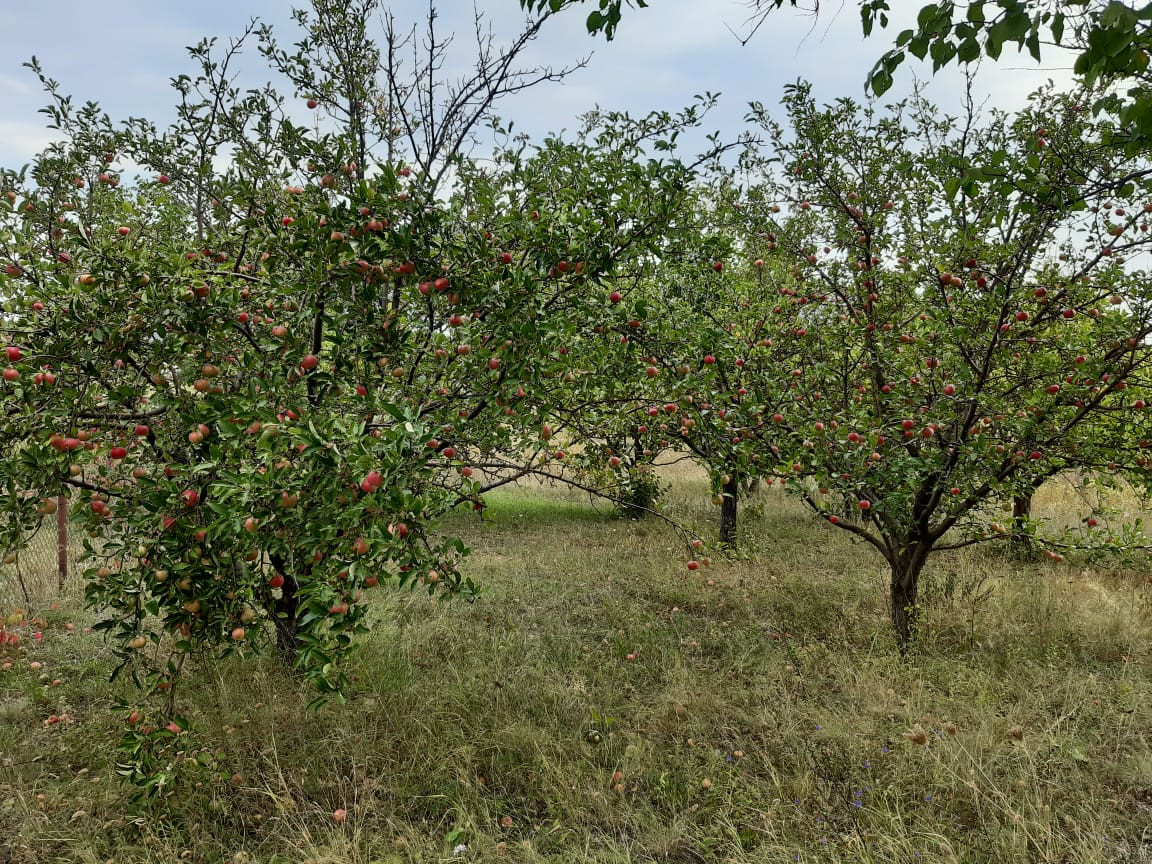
[2, 14, 1151, 730]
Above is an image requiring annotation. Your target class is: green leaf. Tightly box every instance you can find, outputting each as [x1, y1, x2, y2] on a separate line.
[917, 3, 941, 28]
[1026, 31, 1041, 62]
[957, 37, 981, 62]
[870, 68, 894, 96]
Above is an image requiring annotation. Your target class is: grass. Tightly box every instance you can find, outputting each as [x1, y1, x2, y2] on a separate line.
[1, 463, 1151, 863]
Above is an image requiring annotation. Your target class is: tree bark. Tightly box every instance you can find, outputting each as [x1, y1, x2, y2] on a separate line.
[841, 494, 860, 524]
[890, 543, 930, 651]
[56, 496, 68, 591]
[719, 473, 739, 546]
[1011, 492, 1033, 552]
[269, 554, 303, 660]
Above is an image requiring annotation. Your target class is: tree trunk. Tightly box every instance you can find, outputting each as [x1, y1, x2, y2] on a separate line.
[890, 544, 930, 652]
[841, 494, 859, 524]
[1011, 492, 1033, 552]
[269, 555, 303, 660]
[719, 473, 739, 546]
[56, 496, 68, 591]
[616, 430, 660, 517]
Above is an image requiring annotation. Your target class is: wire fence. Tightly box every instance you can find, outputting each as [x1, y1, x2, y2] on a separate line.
[0, 498, 86, 610]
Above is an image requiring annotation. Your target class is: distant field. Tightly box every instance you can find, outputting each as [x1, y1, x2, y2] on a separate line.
[1, 463, 1150, 863]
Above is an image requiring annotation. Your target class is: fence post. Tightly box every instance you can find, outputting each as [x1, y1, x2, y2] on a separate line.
[56, 495, 68, 590]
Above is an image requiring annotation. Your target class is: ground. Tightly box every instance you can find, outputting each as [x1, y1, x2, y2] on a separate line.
[1, 464, 1150, 863]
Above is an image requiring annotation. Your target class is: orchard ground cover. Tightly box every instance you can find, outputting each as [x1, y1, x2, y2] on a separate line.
[1, 462, 1150, 863]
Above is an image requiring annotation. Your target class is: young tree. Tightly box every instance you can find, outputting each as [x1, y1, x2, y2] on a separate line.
[734, 82, 1152, 646]
[605, 187, 805, 545]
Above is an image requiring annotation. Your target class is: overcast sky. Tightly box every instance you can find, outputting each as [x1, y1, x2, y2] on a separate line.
[0, 0, 1078, 169]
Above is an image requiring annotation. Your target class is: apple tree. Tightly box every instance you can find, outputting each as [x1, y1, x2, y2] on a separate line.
[596, 184, 809, 545]
[0, 0, 737, 745]
[0, 0, 578, 711]
[734, 81, 1152, 646]
[452, 101, 749, 522]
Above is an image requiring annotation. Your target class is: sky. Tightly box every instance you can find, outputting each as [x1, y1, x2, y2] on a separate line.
[0, 0, 1079, 169]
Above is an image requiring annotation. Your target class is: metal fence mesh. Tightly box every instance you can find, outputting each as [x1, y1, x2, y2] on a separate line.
[0, 507, 86, 610]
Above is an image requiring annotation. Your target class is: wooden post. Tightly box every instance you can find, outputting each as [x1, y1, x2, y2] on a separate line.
[56, 495, 68, 590]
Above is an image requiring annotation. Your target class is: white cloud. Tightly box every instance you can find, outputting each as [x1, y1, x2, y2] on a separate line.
[0, 74, 34, 96]
[0, 123, 63, 167]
